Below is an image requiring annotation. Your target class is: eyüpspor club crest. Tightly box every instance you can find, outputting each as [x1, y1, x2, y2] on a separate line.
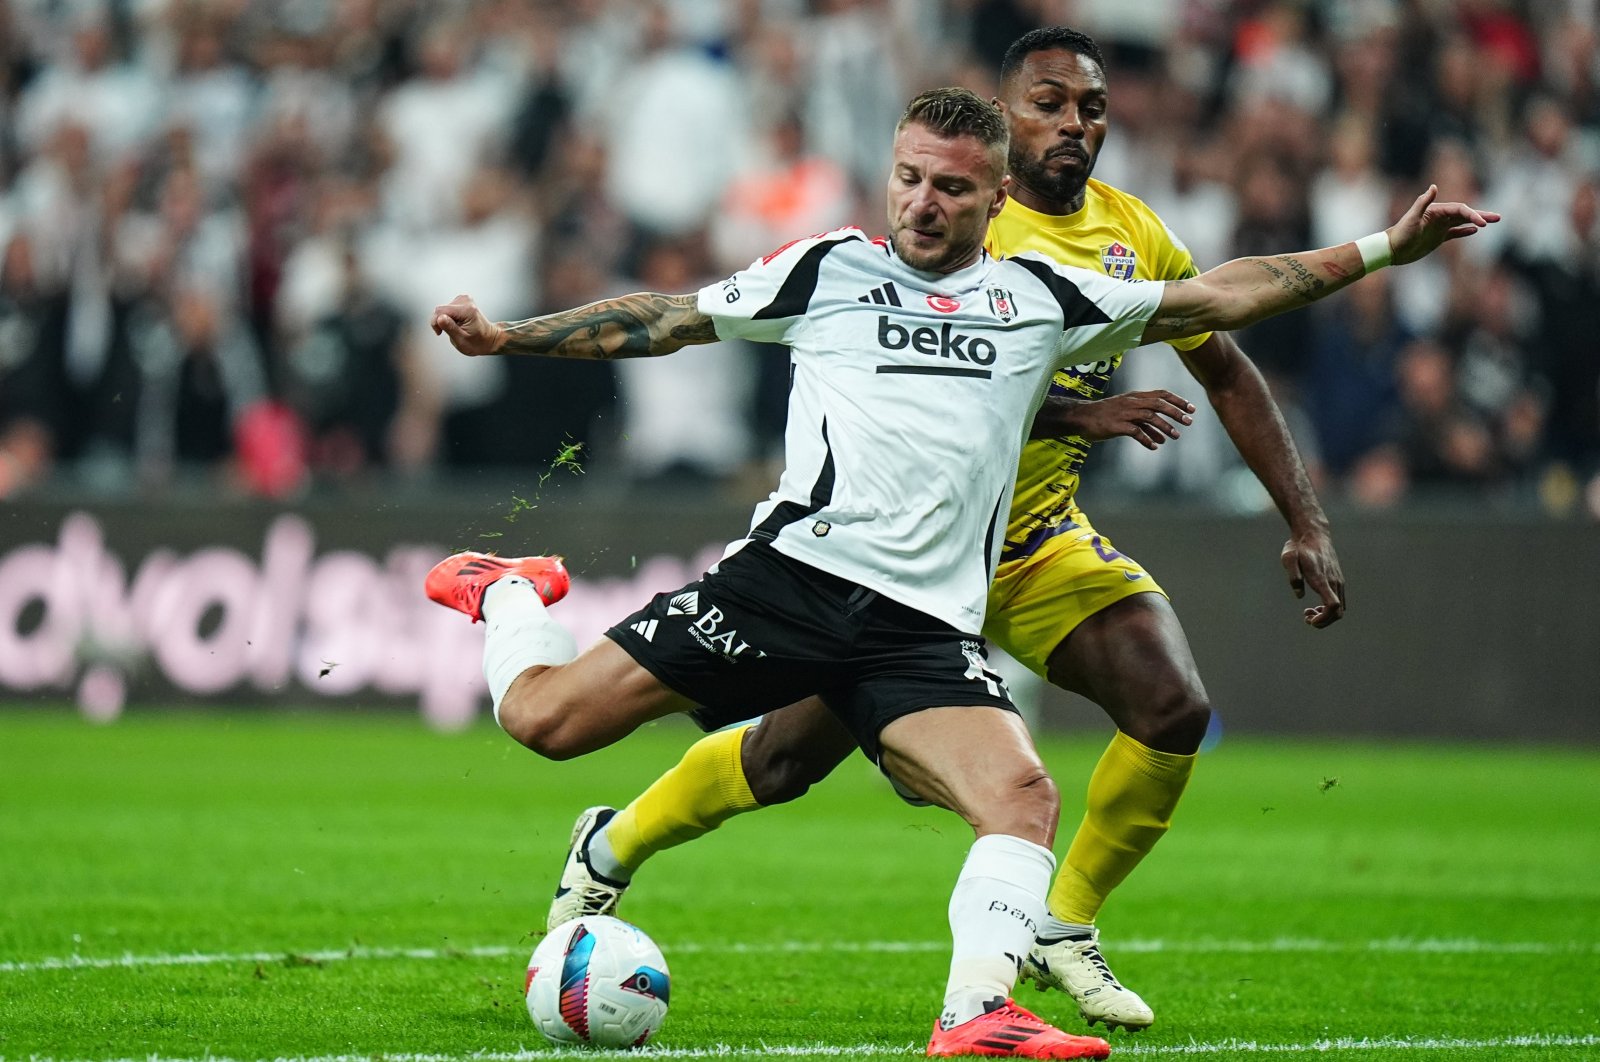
[1101, 241, 1137, 280]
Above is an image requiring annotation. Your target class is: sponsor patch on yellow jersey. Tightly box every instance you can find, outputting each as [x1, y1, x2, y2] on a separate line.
[985, 180, 1210, 563]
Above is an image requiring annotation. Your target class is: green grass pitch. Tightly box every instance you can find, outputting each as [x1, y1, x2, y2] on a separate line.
[2, 710, 1597, 1061]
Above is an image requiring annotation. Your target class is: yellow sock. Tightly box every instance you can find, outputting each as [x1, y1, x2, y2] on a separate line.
[1049, 730, 1196, 925]
[604, 725, 762, 871]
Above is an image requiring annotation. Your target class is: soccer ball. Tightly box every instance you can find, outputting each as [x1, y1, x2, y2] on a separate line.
[525, 916, 671, 1048]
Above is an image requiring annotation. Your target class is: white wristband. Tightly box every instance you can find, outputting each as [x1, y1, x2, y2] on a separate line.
[1355, 231, 1392, 274]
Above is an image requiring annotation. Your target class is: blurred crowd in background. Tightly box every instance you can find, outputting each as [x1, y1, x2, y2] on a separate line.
[0, 0, 1596, 517]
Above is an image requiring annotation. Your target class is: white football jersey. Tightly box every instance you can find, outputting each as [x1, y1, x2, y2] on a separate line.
[696, 227, 1163, 633]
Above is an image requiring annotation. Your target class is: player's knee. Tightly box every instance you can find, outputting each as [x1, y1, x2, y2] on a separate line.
[1013, 767, 1060, 836]
[970, 765, 1059, 845]
[1128, 687, 1211, 754]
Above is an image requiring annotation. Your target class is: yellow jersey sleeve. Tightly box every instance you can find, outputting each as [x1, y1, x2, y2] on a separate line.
[1138, 214, 1210, 352]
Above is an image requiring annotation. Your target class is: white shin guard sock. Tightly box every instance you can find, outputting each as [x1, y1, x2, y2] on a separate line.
[481, 577, 577, 722]
[585, 818, 632, 882]
[1038, 915, 1095, 942]
[940, 833, 1056, 1030]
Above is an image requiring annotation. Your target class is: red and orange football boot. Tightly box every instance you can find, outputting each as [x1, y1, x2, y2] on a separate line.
[424, 552, 570, 622]
[927, 999, 1111, 1059]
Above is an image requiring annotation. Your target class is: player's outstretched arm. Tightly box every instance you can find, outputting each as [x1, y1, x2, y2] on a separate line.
[1142, 186, 1500, 343]
[431, 292, 718, 359]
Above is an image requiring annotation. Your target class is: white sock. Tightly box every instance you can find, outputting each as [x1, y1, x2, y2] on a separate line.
[940, 834, 1055, 1031]
[481, 576, 577, 722]
[586, 820, 632, 882]
[1038, 915, 1095, 943]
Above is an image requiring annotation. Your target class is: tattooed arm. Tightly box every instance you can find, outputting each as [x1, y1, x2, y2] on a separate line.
[1140, 247, 1361, 344]
[431, 292, 718, 359]
[1142, 186, 1499, 344]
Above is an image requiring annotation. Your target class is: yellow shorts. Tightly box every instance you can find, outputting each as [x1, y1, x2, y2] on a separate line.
[983, 510, 1166, 677]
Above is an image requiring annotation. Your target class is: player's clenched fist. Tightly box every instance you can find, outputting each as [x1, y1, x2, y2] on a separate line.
[432, 294, 505, 356]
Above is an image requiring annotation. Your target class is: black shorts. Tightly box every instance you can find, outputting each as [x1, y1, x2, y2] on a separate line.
[605, 540, 1017, 760]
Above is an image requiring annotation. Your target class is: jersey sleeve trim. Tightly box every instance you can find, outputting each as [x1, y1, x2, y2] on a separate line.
[1008, 255, 1114, 331]
[751, 232, 864, 321]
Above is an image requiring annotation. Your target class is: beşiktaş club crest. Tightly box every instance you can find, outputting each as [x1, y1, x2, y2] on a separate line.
[1101, 241, 1137, 280]
[986, 286, 1017, 323]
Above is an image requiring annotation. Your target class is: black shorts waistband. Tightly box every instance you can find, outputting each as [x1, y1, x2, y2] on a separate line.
[724, 540, 956, 631]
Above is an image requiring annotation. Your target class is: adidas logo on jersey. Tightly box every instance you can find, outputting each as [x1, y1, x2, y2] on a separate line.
[857, 282, 902, 306]
[667, 591, 699, 616]
[877, 316, 997, 366]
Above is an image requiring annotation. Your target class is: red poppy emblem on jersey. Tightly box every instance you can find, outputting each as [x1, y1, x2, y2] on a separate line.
[926, 295, 961, 313]
[1101, 242, 1137, 281]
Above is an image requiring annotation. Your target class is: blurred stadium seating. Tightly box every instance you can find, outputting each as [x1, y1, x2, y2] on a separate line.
[0, 0, 1595, 509]
[0, 1, 1595, 733]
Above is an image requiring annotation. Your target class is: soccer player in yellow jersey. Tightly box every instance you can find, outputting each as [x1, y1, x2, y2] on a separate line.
[545, 28, 1348, 1033]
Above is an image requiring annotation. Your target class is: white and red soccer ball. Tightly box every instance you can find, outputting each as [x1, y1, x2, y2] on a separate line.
[525, 916, 671, 1048]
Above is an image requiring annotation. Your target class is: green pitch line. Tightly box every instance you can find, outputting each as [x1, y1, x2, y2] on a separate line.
[1, 710, 1596, 1060]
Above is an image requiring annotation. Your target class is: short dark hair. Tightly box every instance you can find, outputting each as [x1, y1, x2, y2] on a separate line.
[999, 26, 1107, 85]
[897, 87, 1010, 157]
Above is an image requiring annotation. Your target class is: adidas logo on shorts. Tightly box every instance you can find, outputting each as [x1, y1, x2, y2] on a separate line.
[629, 619, 658, 642]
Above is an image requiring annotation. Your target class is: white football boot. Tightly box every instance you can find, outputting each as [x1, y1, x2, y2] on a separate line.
[546, 806, 630, 930]
[1021, 927, 1155, 1032]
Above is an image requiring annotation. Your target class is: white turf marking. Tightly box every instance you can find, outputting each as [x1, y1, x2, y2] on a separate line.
[9, 1034, 1600, 1060]
[0, 944, 516, 974]
[1119, 1035, 1600, 1055]
[3, 936, 1596, 975]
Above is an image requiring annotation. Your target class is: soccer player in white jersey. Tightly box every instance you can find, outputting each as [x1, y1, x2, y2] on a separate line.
[426, 89, 1495, 1058]
[544, 27, 1349, 1036]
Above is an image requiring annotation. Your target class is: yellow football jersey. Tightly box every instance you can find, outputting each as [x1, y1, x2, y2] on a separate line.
[985, 179, 1210, 563]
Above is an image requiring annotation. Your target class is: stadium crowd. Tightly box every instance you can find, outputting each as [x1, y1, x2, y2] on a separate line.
[0, 0, 1595, 516]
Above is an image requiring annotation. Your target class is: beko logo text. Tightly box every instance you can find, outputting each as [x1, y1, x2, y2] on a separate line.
[877, 316, 997, 366]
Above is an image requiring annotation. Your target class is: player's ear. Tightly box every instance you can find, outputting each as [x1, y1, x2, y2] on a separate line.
[989, 174, 1010, 220]
[992, 74, 1014, 110]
